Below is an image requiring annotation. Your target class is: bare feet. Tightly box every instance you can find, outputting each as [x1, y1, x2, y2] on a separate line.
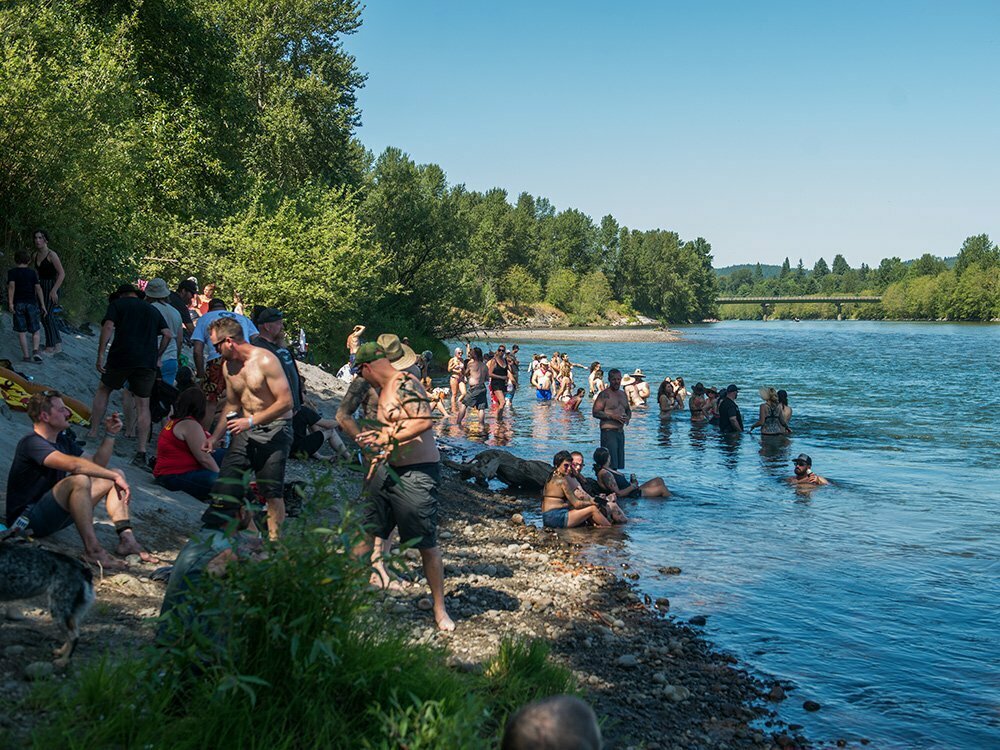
[116, 533, 161, 564]
[369, 569, 405, 592]
[435, 608, 455, 632]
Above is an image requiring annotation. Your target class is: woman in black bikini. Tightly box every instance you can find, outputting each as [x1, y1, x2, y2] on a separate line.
[593, 447, 670, 498]
[32, 229, 65, 354]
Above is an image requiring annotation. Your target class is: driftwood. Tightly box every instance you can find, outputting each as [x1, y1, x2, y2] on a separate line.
[443, 448, 604, 496]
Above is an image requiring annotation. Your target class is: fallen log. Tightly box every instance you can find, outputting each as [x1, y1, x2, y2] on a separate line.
[442, 448, 603, 495]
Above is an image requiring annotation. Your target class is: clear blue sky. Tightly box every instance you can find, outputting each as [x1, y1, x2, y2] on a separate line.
[344, 1, 999, 267]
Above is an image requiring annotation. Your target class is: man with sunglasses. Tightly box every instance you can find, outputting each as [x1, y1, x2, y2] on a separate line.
[788, 454, 829, 486]
[206, 317, 294, 540]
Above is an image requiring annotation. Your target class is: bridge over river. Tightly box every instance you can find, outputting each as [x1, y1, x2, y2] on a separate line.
[716, 295, 882, 319]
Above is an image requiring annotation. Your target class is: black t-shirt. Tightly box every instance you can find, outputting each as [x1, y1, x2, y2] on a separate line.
[103, 296, 167, 370]
[167, 291, 193, 328]
[5, 432, 84, 524]
[254, 337, 302, 410]
[7, 267, 39, 305]
[718, 397, 743, 433]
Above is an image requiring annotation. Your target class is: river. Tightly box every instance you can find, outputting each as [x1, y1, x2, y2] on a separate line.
[439, 321, 999, 748]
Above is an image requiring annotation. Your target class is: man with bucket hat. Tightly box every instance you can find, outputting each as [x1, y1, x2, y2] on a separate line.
[352, 341, 454, 631]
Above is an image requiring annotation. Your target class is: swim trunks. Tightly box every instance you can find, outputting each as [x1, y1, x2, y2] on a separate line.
[363, 462, 440, 549]
[461, 383, 488, 409]
[542, 508, 569, 528]
[536, 389, 552, 400]
[212, 419, 292, 499]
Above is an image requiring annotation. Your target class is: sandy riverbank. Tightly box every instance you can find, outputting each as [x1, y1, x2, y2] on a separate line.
[483, 326, 685, 343]
[0, 316, 808, 748]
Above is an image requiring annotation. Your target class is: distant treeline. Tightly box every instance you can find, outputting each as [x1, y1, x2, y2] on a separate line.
[716, 237, 999, 321]
[1, 0, 716, 360]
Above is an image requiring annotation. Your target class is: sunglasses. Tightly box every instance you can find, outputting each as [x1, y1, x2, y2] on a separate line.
[210, 336, 231, 348]
[793, 461, 808, 466]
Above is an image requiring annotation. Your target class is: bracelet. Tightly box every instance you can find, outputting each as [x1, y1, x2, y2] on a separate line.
[102, 431, 117, 440]
[248, 415, 254, 427]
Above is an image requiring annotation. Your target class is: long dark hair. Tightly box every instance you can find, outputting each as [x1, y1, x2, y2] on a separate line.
[592, 447, 611, 476]
[777, 389, 789, 406]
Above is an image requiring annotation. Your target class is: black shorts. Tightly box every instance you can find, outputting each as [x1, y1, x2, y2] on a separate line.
[102, 366, 157, 398]
[461, 383, 488, 409]
[22, 490, 73, 538]
[363, 462, 440, 549]
[212, 419, 292, 500]
[292, 405, 322, 436]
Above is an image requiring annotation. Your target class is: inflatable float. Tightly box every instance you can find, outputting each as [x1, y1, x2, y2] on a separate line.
[0, 365, 91, 426]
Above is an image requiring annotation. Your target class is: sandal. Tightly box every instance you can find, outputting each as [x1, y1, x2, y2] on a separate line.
[31, 355, 43, 363]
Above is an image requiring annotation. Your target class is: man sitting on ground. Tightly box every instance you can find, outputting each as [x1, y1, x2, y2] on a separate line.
[5, 391, 156, 569]
[541, 451, 617, 529]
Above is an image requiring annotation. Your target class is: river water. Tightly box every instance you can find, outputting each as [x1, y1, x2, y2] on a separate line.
[440, 321, 999, 748]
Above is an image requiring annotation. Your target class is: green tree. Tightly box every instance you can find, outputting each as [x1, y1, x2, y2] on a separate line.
[501, 265, 542, 305]
[545, 268, 578, 311]
[954, 234, 999, 276]
[573, 270, 613, 320]
[907, 253, 948, 278]
[831, 254, 850, 275]
[813, 257, 830, 277]
[779, 257, 791, 278]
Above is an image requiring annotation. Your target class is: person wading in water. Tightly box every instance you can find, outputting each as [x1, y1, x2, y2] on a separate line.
[592, 369, 631, 469]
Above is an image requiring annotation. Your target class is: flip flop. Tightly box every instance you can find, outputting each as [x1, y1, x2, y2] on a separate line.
[31, 355, 43, 363]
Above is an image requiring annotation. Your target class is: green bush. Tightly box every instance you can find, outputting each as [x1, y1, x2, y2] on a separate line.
[29, 477, 577, 749]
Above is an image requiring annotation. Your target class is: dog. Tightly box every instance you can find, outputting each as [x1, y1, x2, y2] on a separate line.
[0, 538, 95, 667]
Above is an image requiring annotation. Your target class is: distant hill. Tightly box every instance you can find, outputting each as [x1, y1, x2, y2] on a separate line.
[714, 264, 781, 278]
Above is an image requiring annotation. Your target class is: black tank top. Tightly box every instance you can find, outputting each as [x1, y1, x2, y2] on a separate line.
[490, 360, 508, 389]
[36, 253, 58, 281]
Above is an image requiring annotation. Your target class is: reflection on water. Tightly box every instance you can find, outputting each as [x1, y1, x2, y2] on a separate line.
[439, 321, 1000, 748]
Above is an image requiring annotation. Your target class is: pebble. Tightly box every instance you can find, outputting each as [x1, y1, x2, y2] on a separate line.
[439, 530, 454, 539]
[658, 566, 682, 575]
[655, 597, 670, 610]
[652, 672, 667, 684]
[613, 618, 626, 629]
[24, 661, 55, 681]
[125, 554, 142, 566]
[404, 548, 421, 561]
[4, 645, 25, 657]
[416, 598, 433, 611]
[510, 513, 524, 525]
[768, 684, 786, 702]
[688, 615, 707, 626]
[616, 654, 639, 668]
[803, 700, 822, 712]
[483, 564, 497, 577]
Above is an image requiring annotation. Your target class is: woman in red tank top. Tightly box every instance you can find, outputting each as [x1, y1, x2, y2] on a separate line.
[154, 387, 222, 501]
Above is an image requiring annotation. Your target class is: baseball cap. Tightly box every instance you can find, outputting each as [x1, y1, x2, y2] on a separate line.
[177, 279, 198, 294]
[256, 308, 283, 324]
[793, 453, 812, 466]
[354, 342, 387, 367]
[726, 384, 739, 393]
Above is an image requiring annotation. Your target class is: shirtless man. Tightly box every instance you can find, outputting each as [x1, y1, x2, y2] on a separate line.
[592, 369, 631, 469]
[541, 451, 614, 528]
[486, 345, 510, 417]
[352, 342, 454, 631]
[207, 317, 294, 540]
[787, 454, 830, 486]
[455, 347, 489, 425]
[346, 324, 365, 365]
[531, 359, 554, 400]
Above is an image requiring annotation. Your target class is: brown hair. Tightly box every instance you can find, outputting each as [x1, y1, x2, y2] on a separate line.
[26, 391, 62, 423]
[208, 316, 243, 342]
[173, 386, 207, 421]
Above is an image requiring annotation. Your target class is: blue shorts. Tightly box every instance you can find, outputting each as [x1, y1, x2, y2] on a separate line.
[536, 389, 552, 400]
[542, 508, 569, 528]
[22, 490, 73, 538]
[13, 302, 41, 334]
[160, 358, 179, 387]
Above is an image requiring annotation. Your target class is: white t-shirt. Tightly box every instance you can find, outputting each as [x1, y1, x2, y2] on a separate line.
[191, 310, 259, 362]
[151, 300, 183, 363]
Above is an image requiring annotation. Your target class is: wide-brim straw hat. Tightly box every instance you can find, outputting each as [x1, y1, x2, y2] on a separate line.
[632, 368, 645, 378]
[376, 333, 418, 371]
[621, 375, 637, 386]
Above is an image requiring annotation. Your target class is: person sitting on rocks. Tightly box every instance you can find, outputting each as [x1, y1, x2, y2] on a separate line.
[153, 387, 223, 501]
[5, 391, 158, 569]
[593, 446, 669, 498]
[541, 450, 617, 529]
[501, 694, 603, 750]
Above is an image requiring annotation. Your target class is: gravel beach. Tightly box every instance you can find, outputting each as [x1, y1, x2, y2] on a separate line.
[483, 326, 684, 343]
